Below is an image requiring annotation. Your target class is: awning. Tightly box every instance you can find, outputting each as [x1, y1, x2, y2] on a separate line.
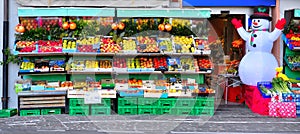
[295, 9, 300, 18]
[18, 7, 115, 17]
[117, 8, 211, 18]
[16, 0, 169, 7]
[182, 0, 276, 7]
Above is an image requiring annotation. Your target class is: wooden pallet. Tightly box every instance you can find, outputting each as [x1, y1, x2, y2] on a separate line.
[19, 96, 65, 109]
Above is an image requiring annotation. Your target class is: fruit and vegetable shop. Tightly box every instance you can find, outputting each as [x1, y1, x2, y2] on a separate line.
[1, 0, 300, 118]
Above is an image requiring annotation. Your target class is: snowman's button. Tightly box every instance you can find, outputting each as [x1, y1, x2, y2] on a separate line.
[253, 34, 257, 37]
[253, 44, 256, 47]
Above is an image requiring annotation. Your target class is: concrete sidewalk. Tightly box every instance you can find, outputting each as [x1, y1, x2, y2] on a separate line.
[1, 102, 300, 134]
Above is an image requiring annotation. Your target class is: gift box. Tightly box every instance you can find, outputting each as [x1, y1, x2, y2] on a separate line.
[268, 102, 296, 118]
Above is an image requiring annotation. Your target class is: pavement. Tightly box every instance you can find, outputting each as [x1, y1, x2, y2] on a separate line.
[1, 101, 300, 134]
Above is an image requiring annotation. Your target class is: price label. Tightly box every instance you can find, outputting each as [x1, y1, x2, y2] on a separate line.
[84, 90, 101, 104]
[93, 43, 100, 49]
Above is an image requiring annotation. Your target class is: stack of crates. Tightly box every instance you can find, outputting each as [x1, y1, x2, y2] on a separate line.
[69, 98, 111, 116]
[69, 98, 89, 116]
[118, 97, 138, 115]
[282, 93, 300, 116]
[90, 99, 111, 116]
[19, 108, 61, 116]
[117, 97, 215, 116]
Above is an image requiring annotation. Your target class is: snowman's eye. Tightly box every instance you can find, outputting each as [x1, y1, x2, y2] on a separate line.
[258, 20, 260, 22]
[253, 20, 256, 22]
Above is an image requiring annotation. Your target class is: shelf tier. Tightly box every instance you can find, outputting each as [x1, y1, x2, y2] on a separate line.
[17, 52, 210, 57]
[18, 90, 67, 97]
[18, 71, 211, 75]
[18, 71, 67, 76]
[18, 52, 67, 57]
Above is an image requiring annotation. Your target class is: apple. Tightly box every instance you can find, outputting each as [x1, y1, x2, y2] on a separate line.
[69, 22, 76, 30]
[111, 23, 118, 30]
[15, 24, 25, 33]
[118, 22, 125, 30]
[164, 23, 172, 31]
[158, 24, 165, 31]
[62, 22, 70, 30]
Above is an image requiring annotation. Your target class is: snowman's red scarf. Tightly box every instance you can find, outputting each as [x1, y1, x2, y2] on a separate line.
[250, 29, 269, 47]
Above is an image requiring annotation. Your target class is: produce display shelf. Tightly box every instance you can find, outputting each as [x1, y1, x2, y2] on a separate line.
[282, 34, 300, 51]
[18, 90, 67, 96]
[284, 55, 300, 71]
[68, 53, 115, 57]
[68, 71, 113, 75]
[18, 71, 67, 76]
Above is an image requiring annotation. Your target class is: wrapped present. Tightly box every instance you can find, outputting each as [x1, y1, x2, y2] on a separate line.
[268, 102, 296, 118]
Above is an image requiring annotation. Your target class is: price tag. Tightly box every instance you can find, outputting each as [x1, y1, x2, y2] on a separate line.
[93, 43, 100, 49]
[84, 90, 101, 104]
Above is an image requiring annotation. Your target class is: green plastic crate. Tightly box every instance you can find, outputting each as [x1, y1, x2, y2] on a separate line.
[138, 98, 159, 107]
[0, 109, 17, 118]
[198, 107, 214, 116]
[138, 106, 158, 115]
[118, 106, 137, 115]
[195, 97, 215, 108]
[172, 108, 193, 115]
[118, 98, 138, 106]
[91, 107, 111, 116]
[41, 108, 61, 115]
[90, 98, 111, 108]
[158, 98, 177, 107]
[175, 98, 196, 107]
[157, 107, 172, 115]
[20, 109, 40, 116]
[69, 98, 87, 107]
[69, 107, 89, 116]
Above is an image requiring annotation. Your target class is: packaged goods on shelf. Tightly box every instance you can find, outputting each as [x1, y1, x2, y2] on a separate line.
[85, 60, 100, 71]
[45, 81, 60, 90]
[136, 36, 159, 53]
[31, 80, 47, 91]
[49, 59, 65, 72]
[14, 79, 31, 92]
[180, 56, 196, 72]
[69, 59, 85, 71]
[56, 81, 73, 90]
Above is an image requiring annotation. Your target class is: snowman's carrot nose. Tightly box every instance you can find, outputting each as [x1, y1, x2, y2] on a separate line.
[253, 22, 258, 25]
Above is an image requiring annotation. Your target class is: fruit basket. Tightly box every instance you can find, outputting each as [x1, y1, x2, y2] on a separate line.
[194, 37, 210, 54]
[38, 17, 62, 29]
[282, 34, 300, 51]
[34, 59, 50, 72]
[19, 17, 38, 31]
[127, 58, 141, 72]
[172, 35, 196, 53]
[100, 36, 122, 53]
[284, 54, 300, 71]
[180, 56, 196, 72]
[77, 37, 100, 53]
[196, 58, 212, 72]
[49, 59, 65, 72]
[113, 58, 127, 72]
[153, 57, 168, 71]
[99, 59, 113, 72]
[37, 40, 62, 53]
[14, 41, 38, 54]
[139, 57, 155, 72]
[121, 37, 137, 53]
[19, 60, 35, 72]
[257, 81, 273, 98]
[69, 59, 85, 71]
[136, 36, 159, 53]
[62, 38, 77, 52]
[85, 60, 100, 71]
[157, 38, 173, 53]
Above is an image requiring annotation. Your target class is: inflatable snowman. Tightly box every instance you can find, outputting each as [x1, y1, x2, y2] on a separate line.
[231, 6, 286, 86]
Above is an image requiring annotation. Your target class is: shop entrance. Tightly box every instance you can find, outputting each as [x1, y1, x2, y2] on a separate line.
[209, 14, 246, 104]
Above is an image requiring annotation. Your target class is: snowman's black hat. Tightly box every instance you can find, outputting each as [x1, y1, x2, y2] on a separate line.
[250, 6, 272, 21]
